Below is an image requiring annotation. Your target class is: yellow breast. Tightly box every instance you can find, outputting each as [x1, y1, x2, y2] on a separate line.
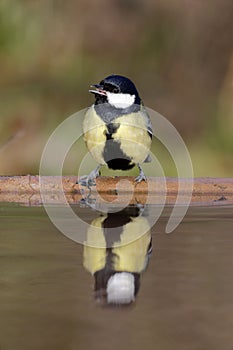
[83, 106, 107, 165]
[113, 113, 152, 164]
[83, 106, 151, 165]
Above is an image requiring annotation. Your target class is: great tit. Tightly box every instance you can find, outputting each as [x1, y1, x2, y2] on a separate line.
[83, 206, 152, 305]
[78, 74, 152, 186]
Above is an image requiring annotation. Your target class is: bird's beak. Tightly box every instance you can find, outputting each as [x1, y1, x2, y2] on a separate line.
[89, 84, 107, 96]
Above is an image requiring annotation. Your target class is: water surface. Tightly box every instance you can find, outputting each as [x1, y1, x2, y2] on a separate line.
[0, 204, 232, 350]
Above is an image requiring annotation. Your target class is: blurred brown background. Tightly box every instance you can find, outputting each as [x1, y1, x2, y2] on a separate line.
[0, 0, 233, 176]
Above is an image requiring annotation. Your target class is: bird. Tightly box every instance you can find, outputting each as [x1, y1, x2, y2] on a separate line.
[83, 206, 152, 305]
[78, 74, 152, 186]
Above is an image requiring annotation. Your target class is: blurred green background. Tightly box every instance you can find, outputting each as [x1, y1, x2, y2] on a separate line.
[0, 0, 232, 177]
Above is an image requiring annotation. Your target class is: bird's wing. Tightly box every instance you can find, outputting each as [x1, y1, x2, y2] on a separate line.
[140, 106, 153, 163]
[141, 105, 153, 137]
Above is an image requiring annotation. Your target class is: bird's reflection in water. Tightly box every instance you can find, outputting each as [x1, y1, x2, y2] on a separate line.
[83, 206, 152, 306]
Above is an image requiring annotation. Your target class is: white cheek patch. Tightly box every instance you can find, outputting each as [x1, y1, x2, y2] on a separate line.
[106, 92, 135, 109]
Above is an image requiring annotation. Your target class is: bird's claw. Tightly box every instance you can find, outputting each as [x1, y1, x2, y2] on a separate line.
[76, 165, 101, 188]
[135, 173, 147, 183]
[135, 164, 147, 183]
[76, 176, 97, 187]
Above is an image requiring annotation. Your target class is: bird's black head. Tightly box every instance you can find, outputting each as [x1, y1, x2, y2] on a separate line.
[89, 74, 141, 108]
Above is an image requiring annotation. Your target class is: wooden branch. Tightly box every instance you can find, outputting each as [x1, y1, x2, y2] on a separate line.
[0, 176, 232, 206]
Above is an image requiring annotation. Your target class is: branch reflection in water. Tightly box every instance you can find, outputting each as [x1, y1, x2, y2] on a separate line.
[83, 205, 152, 306]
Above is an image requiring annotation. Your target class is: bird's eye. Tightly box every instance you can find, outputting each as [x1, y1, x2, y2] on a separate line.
[113, 87, 119, 93]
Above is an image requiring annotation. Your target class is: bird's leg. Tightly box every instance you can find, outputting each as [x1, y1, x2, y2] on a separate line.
[77, 165, 101, 187]
[135, 164, 147, 183]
